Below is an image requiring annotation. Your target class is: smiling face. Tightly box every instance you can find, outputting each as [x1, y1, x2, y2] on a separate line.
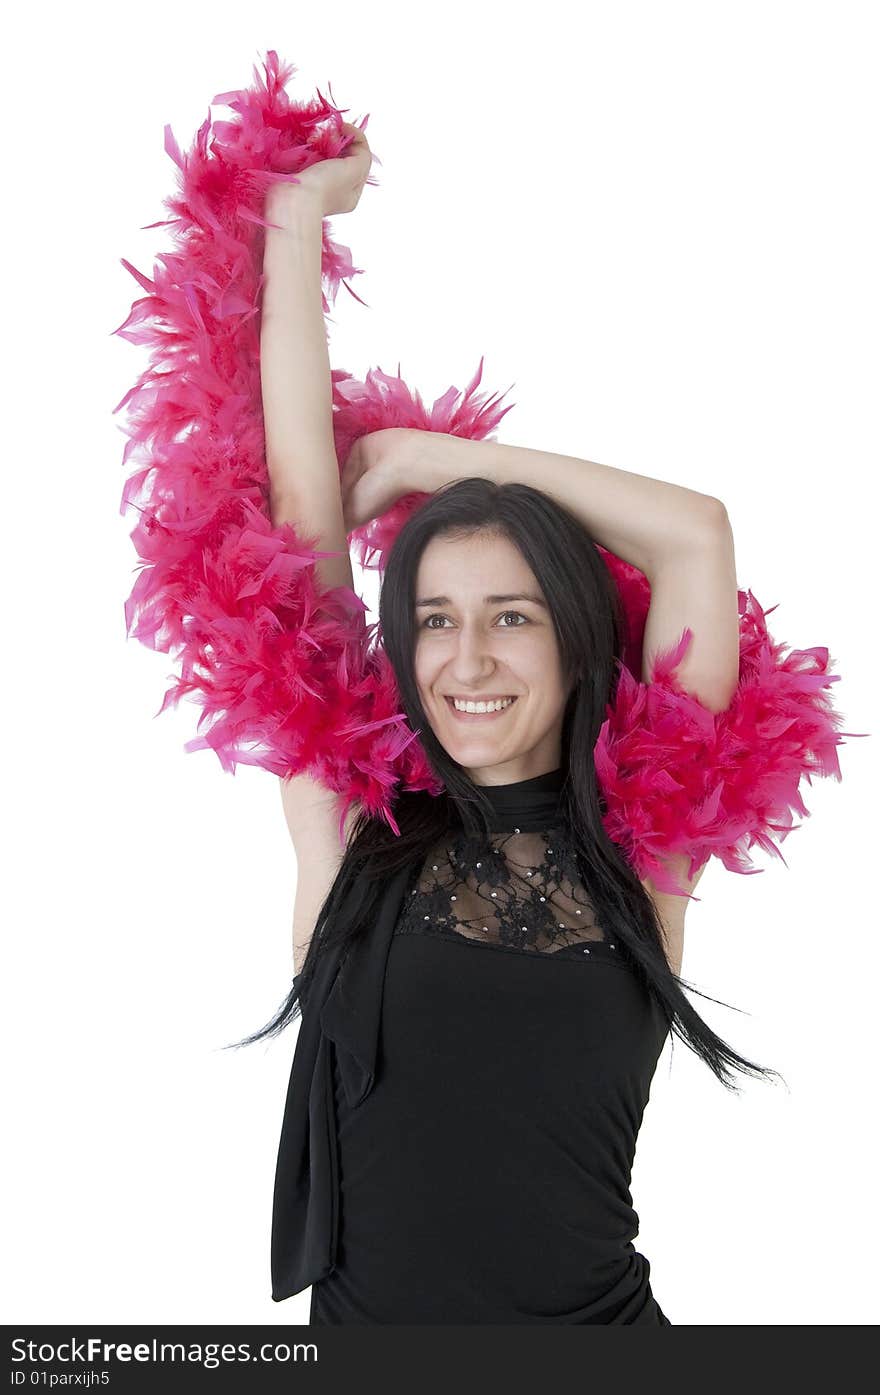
[413, 529, 572, 785]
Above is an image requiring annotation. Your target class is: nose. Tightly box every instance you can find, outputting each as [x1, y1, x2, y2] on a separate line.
[447, 626, 499, 685]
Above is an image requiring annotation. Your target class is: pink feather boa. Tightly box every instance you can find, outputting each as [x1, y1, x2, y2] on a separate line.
[114, 50, 859, 897]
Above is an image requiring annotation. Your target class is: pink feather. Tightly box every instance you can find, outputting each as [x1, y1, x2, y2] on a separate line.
[114, 49, 863, 893]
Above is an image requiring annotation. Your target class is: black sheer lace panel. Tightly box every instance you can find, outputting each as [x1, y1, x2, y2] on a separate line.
[395, 823, 621, 961]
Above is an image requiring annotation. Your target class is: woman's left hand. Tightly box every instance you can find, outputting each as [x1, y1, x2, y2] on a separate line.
[341, 427, 426, 533]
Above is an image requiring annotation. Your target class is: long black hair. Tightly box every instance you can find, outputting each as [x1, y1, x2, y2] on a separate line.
[230, 476, 784, 1094]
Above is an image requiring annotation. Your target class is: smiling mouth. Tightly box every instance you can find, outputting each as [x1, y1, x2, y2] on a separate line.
[445, 696, 519, 718]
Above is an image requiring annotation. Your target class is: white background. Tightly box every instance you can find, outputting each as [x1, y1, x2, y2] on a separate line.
[3, 0, 877, 1327]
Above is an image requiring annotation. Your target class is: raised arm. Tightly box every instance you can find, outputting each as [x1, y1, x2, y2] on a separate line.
[258, 130, 373, 967]
[260, 188, 354, 595]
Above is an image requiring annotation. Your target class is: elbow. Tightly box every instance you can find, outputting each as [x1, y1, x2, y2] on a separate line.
[700, 495, 732, 536]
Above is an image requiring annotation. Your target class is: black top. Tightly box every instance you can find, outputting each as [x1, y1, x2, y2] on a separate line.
[271, 767, 672, 1324]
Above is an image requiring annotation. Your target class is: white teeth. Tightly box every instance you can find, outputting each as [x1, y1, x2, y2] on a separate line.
[450, 697, 516, 713]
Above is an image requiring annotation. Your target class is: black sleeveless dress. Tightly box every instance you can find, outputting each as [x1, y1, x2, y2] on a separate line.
[294, 767, 673, 1325]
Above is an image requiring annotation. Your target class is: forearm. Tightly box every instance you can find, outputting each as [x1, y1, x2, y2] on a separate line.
[418, 435, 723, 578]
[259, 201, 352, 592]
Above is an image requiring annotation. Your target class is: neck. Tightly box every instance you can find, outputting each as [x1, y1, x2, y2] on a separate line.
[470, 763, 565, 789]
[456, 765, 567, 833]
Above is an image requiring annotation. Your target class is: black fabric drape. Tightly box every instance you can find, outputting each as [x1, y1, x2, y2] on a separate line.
[270, 864, 413, 1302]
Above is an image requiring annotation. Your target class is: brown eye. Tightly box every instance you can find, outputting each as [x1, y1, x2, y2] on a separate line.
[420, 611, 529, 630]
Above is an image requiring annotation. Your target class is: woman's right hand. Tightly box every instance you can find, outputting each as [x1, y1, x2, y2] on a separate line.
[265, 122, 374, 224]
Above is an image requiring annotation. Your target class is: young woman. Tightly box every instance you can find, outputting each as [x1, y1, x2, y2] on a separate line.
[248, 126, 778, 1325]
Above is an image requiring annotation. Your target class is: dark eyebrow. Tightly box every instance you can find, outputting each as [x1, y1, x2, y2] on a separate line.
[415, 592, 548, 609]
